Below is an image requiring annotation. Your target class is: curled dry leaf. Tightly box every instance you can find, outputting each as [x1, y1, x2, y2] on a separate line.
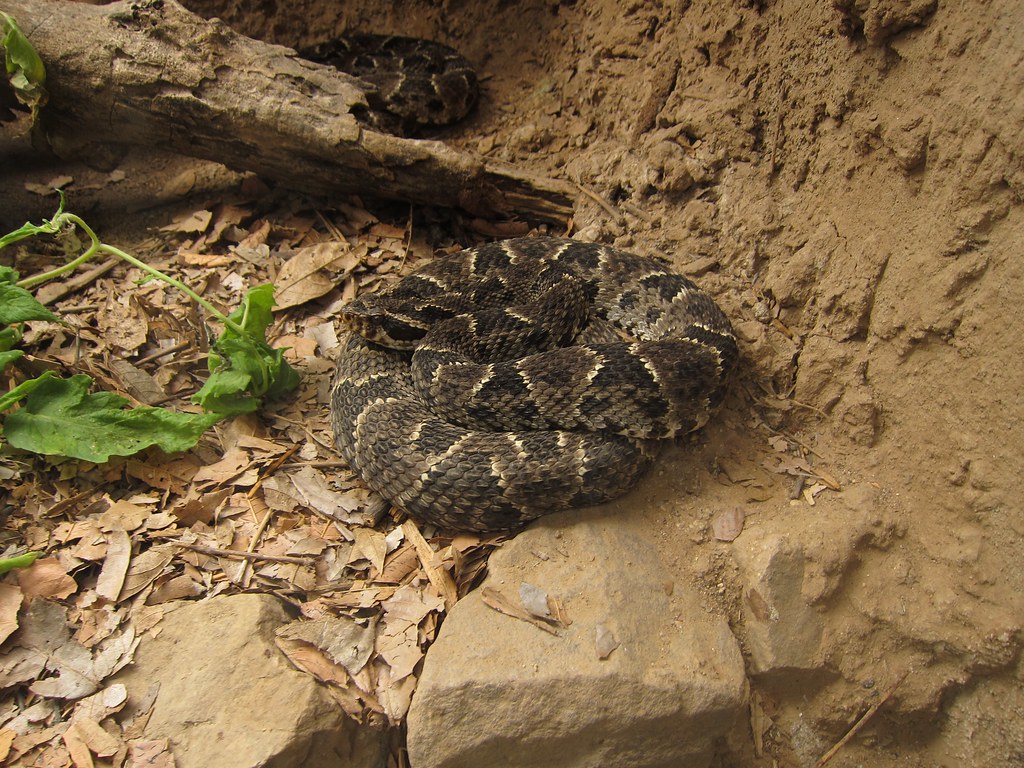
[17, 558, 77, 601]
[118, 544, 179, 602]
[0, 583, 23, 645]
[66, 716, 120, 758]
[480, 587, 563, 636]
[0, 729, 13, 762]
[351, 528, 388, 576]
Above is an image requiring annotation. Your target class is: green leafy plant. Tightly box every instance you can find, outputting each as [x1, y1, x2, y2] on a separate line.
[0, 197, 299, 462]
[1, 12, 47, 119]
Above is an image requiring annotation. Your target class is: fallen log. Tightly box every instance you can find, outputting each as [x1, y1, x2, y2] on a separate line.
[5, 0, 575, 224]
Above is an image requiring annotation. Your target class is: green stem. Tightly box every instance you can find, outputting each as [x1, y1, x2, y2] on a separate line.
[17, 212, 246, 336]
[17, 241, 100, 288]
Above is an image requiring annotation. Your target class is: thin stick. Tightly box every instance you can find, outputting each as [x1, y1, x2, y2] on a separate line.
[184, 543, 315, 566]
[815, 669, 911, 767]
[136, 339, 190, 365]
[575, 183, 624, 225]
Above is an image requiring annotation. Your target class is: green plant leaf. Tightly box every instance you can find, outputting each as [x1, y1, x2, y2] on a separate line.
[0, 369, 53, 412]
[0, 552, 40, 574]
[0, 349, 24, 376]
[0, 326, 20, 353]
[192, 284, 299, 416]
[0, 279, 59, 324]
[3, 374, 221, 461]
[0, 199, 66, 252]
[1, 12, 47, 118]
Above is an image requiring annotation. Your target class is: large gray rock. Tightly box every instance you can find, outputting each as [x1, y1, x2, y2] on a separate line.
[407, 511, 747, 768]
[115, 593, 386, 768]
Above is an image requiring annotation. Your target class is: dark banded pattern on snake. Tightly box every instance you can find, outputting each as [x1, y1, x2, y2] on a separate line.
[330, 237, 737, 532]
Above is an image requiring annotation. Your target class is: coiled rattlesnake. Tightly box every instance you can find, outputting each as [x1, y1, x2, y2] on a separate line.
[330, 237, 737, 532]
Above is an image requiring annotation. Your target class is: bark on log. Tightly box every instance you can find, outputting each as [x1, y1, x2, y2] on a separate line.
[5, 0, 576, 224]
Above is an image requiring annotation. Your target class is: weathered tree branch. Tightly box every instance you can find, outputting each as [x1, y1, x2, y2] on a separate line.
[5, 0, 576, 223]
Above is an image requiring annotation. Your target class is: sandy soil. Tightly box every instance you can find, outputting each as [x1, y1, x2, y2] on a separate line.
[4, 0, 1022, 765]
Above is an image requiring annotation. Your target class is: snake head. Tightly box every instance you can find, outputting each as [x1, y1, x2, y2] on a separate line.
[340, 296, 428, 349]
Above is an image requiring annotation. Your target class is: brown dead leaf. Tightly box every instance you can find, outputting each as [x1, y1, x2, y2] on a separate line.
[274, 334, 318, 360]
[106, 359, 164, 405]
[0, 582, 23, 644]
[97, 298, 149, 354]
[124, 458, 193, 495]
[277, 615, 376, 676]
[401, 520, 459, 608]
[275, 635, 350, 687]
[18, 557, 77, 601]
[66, 716, 120, 760]
[0, 646, 47, 689]
[289, 466, 366, 521]
[275, 242, 361, 309]
[169, 487, 231, 526]
[18, 600, 135, 701]
[62, 722, 93, 768]
[118, 544, 179, 601]
[192, 447, 252, 486]
[180, 252, 234, 267]
[95, 530, 132, 602]
[373, 663, 417, 723]
[350, 528, 388, 576]
[376, 619, 421, 681]
[306, 322, 340, 354]
[0, 729, 14, 762]
[377, 544, 419, 584]
[146, 575, 204, 604]
[381, 584, 445, 625]
[159, 208, 212, 234]
[73, 717, 120, 757]
[99, 500, 149, 532]
[24, 175, 73, 195]
[480, 587, 562, 636]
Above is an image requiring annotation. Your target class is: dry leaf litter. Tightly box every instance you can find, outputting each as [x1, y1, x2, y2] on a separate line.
[0, 191, 837, 767]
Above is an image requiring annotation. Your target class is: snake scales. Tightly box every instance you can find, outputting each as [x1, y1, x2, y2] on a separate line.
[330, 238, 737, 532]
[300, 34, 479, 132]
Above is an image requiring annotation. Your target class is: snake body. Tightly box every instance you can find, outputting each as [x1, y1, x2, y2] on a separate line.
[300, 34, 478, 131]
[331, 238, 737, 532]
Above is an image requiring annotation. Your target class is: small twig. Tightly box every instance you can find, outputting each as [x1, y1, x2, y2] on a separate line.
[246, 443, 301, 499]
[815, 669, 911, 767]
[136, 339, 190, 365]
[54, 304, 100, 314]
[279, 460, 352, 469]
[238, 493, 283, 584]
[575, 183, 625, 225]
[618, 199, 653, 222]
[184, 543, 315, 566]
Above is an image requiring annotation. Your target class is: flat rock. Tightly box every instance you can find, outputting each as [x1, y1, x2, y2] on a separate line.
[406, 510, 747, 768]
[115, 593, 386, 768]
[732, 533, 826, 676]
